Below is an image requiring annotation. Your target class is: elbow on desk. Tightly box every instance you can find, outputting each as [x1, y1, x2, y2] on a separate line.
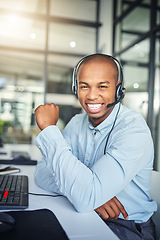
[73, 204, 91, 213]
[70, 197, 96, 214]
[73, 203, 95, 214]
[67, 185, 101, 213]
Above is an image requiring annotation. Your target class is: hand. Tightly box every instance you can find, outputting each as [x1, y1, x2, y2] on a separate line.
[94, 196, 128, 220]
[34, 103, 59, 131]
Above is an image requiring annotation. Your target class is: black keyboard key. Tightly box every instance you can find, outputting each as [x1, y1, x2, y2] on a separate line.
[13, 196, 20, 205]
[20, 193, 28, 206]
[0, 175, 8, 191]
[21, 176, 28, 193]
[15, 180, 21, 191]
[7, 196, 14, 204]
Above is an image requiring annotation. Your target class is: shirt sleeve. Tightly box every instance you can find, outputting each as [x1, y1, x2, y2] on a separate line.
[35, 122, 154, 213]
[34, 157, 62, 195]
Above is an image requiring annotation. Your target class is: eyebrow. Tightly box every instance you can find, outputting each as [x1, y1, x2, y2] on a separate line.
[78, 81, 110, 84]
[99, 81, 110, 84]
[78, 81, 88, 85]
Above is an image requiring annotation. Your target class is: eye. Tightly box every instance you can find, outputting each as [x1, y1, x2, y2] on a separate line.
[99, 85, 108, 88]
[80, 85, 88, 89]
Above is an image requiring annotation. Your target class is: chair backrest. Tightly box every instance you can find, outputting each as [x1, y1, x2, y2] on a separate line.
[150, 170, 160, 240]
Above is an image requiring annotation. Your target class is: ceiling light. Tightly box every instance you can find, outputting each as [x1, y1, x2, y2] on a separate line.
[70, 41, 76, 48]
[30, 33, 36, 39]
[133, 83, 139, 89]
[7, 15, 20, 24]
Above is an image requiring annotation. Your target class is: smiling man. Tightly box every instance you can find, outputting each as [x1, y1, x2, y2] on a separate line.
[34, 54, 157, 240]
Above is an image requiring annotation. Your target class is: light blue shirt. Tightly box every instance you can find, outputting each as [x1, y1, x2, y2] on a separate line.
[35, 103, 157, 223]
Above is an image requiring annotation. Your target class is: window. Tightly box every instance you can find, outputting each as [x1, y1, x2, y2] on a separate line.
[0, 0, 101, 144]
[113, 0, 160, 170]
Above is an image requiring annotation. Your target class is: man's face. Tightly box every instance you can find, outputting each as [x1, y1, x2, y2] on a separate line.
[77, 60, 118, 127]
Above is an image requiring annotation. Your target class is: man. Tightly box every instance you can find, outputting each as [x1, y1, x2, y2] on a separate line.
[34, 54, 157, 239]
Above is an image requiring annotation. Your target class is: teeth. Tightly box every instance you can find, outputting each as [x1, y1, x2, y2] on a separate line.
[87, 104, 102, 109]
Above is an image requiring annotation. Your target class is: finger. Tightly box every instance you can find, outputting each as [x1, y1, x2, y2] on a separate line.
[55, 105, 59, 112]
[105, 203, 120, 219]
[49, 103, 59, 112]
[49, 103, 56, 107]
[113, 197, 128, 220]
[95, 207, 109, 220]
[103, 199, 121, 219]
[34, 105, 43, 114]
[35, 104, 51, 112]
[95, 199, 121, 220]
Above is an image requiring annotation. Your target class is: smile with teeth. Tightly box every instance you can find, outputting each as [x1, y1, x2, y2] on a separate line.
[86, 103, 103, 113]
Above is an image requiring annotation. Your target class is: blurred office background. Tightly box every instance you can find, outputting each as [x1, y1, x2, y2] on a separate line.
[0, 0, 160, 169]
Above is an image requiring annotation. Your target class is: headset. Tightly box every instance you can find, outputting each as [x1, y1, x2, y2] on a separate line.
[72, 53, 125, 108]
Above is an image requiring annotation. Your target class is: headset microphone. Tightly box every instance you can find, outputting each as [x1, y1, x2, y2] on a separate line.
[107, 100, 121, 108]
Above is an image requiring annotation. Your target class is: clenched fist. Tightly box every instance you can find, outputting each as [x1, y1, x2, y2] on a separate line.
[34, 103, 59, 131]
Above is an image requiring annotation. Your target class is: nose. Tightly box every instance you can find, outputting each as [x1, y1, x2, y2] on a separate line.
[87, 87, 98, 100]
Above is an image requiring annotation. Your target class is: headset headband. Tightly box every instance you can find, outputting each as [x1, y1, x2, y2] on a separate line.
[72, 53, 124, 96]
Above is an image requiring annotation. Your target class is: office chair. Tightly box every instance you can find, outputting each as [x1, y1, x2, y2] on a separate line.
[150, 170, 160, 240]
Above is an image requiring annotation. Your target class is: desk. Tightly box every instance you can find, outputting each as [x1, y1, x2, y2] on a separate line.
[1, 144, 119, 240]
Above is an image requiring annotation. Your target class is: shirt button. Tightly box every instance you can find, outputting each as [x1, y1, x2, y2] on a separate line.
[52, 173, 55, 176]
[101, 131, 104, 134]
[37, 145, 41, 149]
[86, 157, 89, 161]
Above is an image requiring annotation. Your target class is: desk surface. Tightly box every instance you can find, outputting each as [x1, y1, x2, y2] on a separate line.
[1, 144, 119, 240]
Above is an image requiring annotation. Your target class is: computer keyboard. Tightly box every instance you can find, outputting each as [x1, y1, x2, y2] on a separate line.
[0, 174, 28, 209]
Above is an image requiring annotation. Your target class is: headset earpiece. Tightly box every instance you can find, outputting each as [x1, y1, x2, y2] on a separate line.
[72, 65, 78, 94]
[72, 55, 87, 95]
[115, 82, 122, 101]
[115, 82, 125, 101]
